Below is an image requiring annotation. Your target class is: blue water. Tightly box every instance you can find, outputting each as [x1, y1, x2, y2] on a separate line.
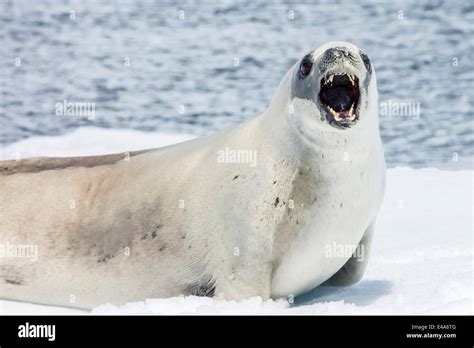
[1, 0, 473, 168]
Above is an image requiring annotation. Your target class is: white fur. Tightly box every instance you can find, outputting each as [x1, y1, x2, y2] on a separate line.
[271, 70, 385, 296]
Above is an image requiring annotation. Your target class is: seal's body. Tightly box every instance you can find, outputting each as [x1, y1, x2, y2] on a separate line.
[0, 42, 385, 309]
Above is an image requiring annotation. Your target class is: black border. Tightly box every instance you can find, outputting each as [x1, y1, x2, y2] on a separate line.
[0, 315, 472, 346]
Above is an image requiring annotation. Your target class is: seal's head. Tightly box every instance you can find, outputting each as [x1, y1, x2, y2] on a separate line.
[290, 42, 375, 130]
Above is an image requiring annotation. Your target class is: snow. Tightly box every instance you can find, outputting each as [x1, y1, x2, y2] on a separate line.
[0, 127, 472, 315]
[0, 127, 195, 159]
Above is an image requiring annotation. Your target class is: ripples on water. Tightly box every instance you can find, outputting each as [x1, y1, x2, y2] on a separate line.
[0, 0, 473, 168]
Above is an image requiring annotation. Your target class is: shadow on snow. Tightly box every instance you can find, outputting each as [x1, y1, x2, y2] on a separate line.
[293, 279, 393, 307]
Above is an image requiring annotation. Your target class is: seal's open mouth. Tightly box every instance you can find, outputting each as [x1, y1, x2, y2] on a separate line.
[319, 73, 360, 127]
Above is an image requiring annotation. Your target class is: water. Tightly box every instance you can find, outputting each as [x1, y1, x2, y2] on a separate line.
[1, 0, 473, 168]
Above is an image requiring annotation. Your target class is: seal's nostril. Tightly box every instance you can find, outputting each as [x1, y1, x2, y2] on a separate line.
[322, 47, 348, 63]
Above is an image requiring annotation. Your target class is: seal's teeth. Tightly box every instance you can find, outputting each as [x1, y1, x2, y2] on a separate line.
[349, 74, 355, 86]
[328, 106, 338, 117]
[349, 103, 355, 116]
[323, 74, 334, 86]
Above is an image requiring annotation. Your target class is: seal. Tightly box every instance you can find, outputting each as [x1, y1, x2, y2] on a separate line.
[0, 42, 385, 309]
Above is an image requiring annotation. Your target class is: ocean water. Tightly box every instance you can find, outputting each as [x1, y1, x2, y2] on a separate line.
[0, 0, 473, 168]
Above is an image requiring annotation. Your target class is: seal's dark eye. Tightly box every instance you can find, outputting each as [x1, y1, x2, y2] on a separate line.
[359, 50, 371, 74]
[299, 59, 313, 79]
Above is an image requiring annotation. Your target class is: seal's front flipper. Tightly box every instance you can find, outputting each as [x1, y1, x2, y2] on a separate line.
[322, 219, 376, 286]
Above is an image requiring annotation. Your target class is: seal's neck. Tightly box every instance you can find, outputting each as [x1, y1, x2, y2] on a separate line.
[260, 70, 382, 171]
